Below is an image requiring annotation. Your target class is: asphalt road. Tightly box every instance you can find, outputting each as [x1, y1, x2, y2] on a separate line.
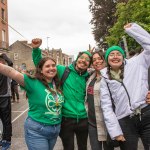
[0, 90, 144, 150]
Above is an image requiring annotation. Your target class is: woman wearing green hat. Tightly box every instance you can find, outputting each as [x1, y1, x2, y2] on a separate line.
[100, 23, 150, 150]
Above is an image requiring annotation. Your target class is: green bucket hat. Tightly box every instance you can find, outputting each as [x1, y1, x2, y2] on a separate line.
[105, 46, 126, 63]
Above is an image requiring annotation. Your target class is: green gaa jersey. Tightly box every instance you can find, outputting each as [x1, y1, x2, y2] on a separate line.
[23, 74, 64, 125]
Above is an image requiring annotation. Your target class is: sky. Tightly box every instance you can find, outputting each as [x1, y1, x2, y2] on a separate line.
[8, 0, 96, 57]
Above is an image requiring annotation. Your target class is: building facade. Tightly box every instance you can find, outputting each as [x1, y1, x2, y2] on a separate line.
[0, 0, 9, 50]
[8, 41, 74, 71]
[8, 40, 34, 71]
[43, 48, 74, 66]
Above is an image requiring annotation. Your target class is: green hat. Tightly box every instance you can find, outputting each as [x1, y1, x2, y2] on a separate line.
[82, 51, 92, 57]
[75, 51, 92, 66]
[76, 51, 92, 61]
[105, 46, 126, 63]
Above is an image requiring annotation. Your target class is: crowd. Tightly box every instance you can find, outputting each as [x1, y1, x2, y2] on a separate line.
[0, 23, 150, 150]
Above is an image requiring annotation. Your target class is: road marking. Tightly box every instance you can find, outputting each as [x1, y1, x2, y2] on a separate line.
[12, 108, 28, 123]
[12, 111, 25, 113]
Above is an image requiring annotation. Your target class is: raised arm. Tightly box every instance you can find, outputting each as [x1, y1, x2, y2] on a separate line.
[31, 38, 43, 67]
[125, 23, 150, 67]
[0, 63, 24, 86]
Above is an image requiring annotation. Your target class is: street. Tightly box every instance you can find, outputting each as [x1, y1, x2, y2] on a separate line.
[0, 90, 144, 150]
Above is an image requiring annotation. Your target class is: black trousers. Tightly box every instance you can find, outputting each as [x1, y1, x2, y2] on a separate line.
[59, 117, 88, 150]
[11, 85, 19, 101]
[0, 97, 12, 141]
[117, 105, 150, 150]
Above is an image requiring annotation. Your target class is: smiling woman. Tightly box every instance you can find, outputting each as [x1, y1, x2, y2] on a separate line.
[100, 23, 150, 150]
[0, 54, 64, 150]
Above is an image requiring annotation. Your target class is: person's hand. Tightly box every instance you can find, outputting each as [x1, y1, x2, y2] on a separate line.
[31, 38, 42, 48]
[146, 91, 150, 104]
[124, 23, 132, 29]
[88, 44, 95, 53]
[115, 135, 126, 142]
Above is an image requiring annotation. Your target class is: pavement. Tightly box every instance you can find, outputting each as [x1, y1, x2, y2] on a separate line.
[0, 90, 144, 150]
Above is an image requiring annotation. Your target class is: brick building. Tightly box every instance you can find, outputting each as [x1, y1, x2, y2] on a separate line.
[8, 40, 34, 70]
[8, 41, 74, 71]
[0, 0, 9, 51]
[42, 48, 74, 66]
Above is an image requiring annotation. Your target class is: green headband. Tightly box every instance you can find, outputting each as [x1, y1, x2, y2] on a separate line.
[105, 46, 126, 63]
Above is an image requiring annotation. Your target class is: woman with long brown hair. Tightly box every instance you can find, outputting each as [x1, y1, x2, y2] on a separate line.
[0, 55, 64, 150]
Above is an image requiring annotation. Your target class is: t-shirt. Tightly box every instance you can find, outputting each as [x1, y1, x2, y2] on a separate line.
[23, 74, 64, 125]
[87, 78, 97, 127]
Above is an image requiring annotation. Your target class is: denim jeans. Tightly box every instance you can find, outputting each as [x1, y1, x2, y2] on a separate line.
[88, 124, 113, 150]
[59, 117, 88, 150]
[118, 105, 150, 150]
[24, 117, 60, 150]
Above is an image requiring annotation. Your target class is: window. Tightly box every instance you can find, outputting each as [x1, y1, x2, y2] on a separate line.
[1, 8, 5, 21]
[1, 30, 6, 48]
[2, 30, 6, 42]
[21, 63, 26, 70]
[14, 53, 19, 60]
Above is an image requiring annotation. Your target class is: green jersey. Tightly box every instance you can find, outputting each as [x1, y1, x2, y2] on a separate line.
[23, 74, 64, 125]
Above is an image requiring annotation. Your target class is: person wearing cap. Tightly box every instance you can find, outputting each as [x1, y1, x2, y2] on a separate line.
[31, 39, 92, 150]
[100, 23, 150, 150]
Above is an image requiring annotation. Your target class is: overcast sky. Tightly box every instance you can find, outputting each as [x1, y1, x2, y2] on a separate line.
[8, 0, 96, 57]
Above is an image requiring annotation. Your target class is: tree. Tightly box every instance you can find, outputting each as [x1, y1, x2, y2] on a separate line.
[106, 0, 150, 51]
[89, 0, 128, 46]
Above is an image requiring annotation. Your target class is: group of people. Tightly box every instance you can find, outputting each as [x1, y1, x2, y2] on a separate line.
[0, 22, 150, 150]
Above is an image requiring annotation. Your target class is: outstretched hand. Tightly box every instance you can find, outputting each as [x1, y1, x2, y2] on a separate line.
[88, 44, 95, 53]
[31, 38, 42, 49]
[124, 23, 132, 29]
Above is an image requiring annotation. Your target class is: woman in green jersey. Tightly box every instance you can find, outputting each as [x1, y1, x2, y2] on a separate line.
[0, 56, 64, 150]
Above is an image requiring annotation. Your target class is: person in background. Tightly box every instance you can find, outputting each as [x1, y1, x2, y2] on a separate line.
[86, 50, 113, 150]
[100, 23, 150, 150]
[0, 56, 64, 150]
[0, 53, 13, 150]
[11, 79, 20, 103]
[31, 39, 92, 150]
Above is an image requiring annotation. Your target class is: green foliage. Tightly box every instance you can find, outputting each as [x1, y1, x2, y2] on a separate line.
[106, 0, 150, 51]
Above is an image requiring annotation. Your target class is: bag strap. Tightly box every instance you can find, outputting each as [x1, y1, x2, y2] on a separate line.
[105, 81, 116, 112]
[148, 67, 150, 90]
[60, 66, 70, 87]
[105, 79, 131, 112]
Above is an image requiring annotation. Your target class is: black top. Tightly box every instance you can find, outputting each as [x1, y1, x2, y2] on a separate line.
[87, 78, 97, 127]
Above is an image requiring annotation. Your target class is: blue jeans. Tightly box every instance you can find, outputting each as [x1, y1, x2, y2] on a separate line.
[24, 117, 60, 150]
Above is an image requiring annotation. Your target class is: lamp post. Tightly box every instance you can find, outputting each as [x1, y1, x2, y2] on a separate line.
[99, 37, 104, 51]
[47, 37, 50, 50]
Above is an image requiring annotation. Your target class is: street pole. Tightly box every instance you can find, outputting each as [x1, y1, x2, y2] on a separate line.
[47, 37, 50, 50]
[122, 36, 129, 58]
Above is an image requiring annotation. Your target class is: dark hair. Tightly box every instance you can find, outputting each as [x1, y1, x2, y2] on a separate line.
[91, 50, 105, 64]
[28, 57, 62, 94]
